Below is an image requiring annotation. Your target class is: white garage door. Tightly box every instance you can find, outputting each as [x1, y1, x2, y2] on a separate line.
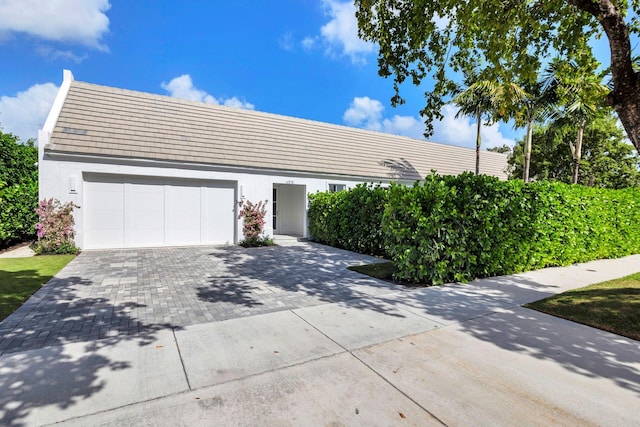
[83, 174, 235, 249]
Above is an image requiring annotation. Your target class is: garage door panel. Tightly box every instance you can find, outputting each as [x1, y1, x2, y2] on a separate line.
[83, 175, 235, 249]
[84, 180, 124, 248]
[128, 183, 165, 247]
[202, 186, 235, 244]
[166, 185, 201, 245]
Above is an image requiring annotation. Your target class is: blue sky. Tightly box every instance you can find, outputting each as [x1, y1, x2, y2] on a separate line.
[0, 0, 612, 149]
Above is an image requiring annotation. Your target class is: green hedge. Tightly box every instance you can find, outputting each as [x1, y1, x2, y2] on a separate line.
[0, 132, 38, 248]
[308, 183, 388, 256]
[0, 180, 38, 247]
[308, 172, 640, 286]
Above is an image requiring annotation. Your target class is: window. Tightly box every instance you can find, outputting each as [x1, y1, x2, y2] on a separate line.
[328, 183, 346, 193]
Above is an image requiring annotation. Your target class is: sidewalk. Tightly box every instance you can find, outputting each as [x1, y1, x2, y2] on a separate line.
[1, 253, 639, 426]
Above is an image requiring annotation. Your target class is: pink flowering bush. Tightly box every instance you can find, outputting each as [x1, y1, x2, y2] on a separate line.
[237, 199, 273, 247]
[32, 198, 80, 254]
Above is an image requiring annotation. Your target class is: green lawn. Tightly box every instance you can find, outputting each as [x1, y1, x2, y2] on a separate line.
[0, 255, 75, 321]
[348, 262, 397, 282]
[525, 272, 640, 341]
[348, 261, 420, 287]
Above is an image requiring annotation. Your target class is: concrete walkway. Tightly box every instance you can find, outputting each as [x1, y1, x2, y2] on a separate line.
[0, 243, 639, 426]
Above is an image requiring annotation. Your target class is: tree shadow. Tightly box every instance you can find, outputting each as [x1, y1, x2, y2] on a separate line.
[0, 345, 128, 426]
[197, 278, 264, 308]
[0, 275, 178, 354]
[0, 266, 182, 426]
[526, 287, 640, 340]
[0, 267, 72, 322]
[319, 263, 640, 397]
[204, 243, 409, 318]
[389, 272, 640, 397]
[379, 158, 422, 181]
[461, 302, 640, 396]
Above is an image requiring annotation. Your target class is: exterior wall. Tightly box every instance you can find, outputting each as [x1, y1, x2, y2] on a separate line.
[39, 154, 380, 249]
[38, 70, 74, 200]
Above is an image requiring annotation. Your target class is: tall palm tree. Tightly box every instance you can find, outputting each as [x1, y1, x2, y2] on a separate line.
[454, 72, 526, 175]
[542, 59, 609, 184]
[514, 80, 558, 183]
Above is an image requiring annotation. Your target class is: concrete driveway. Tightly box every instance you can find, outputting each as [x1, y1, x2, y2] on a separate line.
[0, 242, 639, 426]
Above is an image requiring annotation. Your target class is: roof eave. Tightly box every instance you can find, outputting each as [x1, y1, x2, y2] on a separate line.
[42, 149, 410, 184]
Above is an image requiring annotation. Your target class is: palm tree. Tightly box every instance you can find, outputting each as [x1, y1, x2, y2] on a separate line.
[514, 80, 558, 183]
[454, 72, 526, 175]
[542, 59, 609, 184]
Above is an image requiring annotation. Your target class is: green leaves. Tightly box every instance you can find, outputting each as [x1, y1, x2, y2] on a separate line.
[308, 183, 389, 256]
[310, 173, 640, 286]
[355, 0, 610, 138]
[0, 131, 38, 248]
[385, 175, 640, 285]
[509, 112, 640, 187]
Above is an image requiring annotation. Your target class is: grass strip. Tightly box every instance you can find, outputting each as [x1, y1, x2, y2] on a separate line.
[525, 272, 640, 341]
[348, 262, 397, 282]
[0, 255, 75, 321]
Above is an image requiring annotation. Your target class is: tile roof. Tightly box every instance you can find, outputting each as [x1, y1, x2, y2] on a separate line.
[46, 81, 509, 180]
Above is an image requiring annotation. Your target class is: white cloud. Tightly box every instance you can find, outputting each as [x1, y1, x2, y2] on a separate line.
[161, 74, 254, 110]
[279, 32, 295, 52]
[301, 36, 316, 51]
[36, 46, 88, 63]
[304, 1, 374, 64]
[343, 97, 515, 148]
[222, 97, 255, 109]
[344, 96, 423, 138]
[381, 115, 424, 138]
[431, 104, 515, 149]
[0, 0, 111, 50]
[161, 75, 217, 103]
[343, 96, 383, 130]
[0, 82, 59, 141]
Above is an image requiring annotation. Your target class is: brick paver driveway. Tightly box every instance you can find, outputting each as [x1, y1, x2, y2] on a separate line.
[0, 242, 397, 355]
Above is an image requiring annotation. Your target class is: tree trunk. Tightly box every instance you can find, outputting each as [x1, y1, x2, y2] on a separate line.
[568, 0, 640, 154]
[475, 112, 481, 175]
[523, 119, 533, 183]
[572, 124, 584, 184]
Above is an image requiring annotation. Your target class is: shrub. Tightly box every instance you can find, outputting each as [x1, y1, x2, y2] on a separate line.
[383, 173, 640, 285]
[0, 180, 38, 247]
[308, 183, 389, 256]
[238, 199, 273, 247]
[0, 132, 38, 248]
[32, 199, 80, 255]
[309, 172, 640, 286]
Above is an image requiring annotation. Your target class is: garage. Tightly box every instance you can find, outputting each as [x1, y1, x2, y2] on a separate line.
[83, 174, 236, 249]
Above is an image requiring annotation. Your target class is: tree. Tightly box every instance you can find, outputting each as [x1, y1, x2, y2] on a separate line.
[487, 145, 511, 154]
[453, 77, 496, 175]
[453, 72, 526, 174]
[508, 113, 640, 188]
[543, 59, 610, 183]
[514, 80, 558, 183]
[0, 130, 38, 247]
[355, 0, 640, 155]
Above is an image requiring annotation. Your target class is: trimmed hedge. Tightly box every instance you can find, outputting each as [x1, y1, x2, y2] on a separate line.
[0, 132, 38, 248]
[0, 181, 38, 247]
[308, 173, 640, 286]
[308, 183, 388, 256]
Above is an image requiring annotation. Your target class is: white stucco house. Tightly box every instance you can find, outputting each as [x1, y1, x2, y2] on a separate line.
[38, 70, 508, 250]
